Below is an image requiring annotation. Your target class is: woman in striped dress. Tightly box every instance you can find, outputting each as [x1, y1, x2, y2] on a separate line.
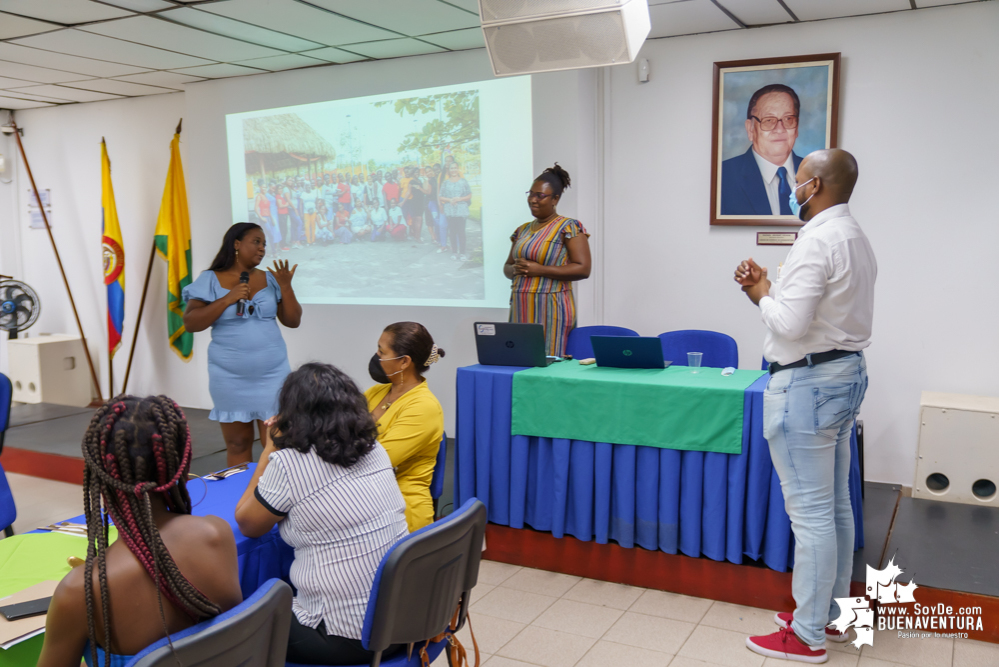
[505, 164, 591, 357]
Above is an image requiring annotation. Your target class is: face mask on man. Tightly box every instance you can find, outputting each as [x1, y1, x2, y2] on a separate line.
[368, 353, 404, 384]
[788, 178, 816, 221]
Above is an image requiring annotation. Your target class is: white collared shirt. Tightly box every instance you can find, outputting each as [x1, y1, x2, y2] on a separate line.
[752, 149, 797, 216]
[760, 203, 877, 365]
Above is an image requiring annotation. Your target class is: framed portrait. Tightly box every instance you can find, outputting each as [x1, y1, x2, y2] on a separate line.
[710, 53, 840, 226]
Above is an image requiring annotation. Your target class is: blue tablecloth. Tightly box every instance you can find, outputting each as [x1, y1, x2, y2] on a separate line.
[454, 364, 864, 572]
[47, 464, 293, 598]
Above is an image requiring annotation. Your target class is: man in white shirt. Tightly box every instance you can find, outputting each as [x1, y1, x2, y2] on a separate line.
[721, 84, 804, 216]
[735, 148, 876, 664]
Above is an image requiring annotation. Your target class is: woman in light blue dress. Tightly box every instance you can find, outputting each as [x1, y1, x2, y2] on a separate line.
[183, 223, 302, 465]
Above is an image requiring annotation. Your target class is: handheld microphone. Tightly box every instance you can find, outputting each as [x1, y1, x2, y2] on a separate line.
[236, 271, 249, 316]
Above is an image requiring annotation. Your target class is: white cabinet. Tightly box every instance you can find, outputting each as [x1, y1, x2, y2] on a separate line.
[914, 392, 999, 506]
[7, 334, 93, 406]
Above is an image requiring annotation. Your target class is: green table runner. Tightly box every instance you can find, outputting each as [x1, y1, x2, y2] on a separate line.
[511, 363, 766, 454]
[0, 530, 117, 667]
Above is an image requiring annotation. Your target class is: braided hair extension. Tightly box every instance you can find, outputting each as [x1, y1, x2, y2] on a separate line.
[81, 395, 222, 666]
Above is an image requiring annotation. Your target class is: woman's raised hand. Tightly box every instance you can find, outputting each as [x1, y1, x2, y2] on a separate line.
[268, 259, 298, 289]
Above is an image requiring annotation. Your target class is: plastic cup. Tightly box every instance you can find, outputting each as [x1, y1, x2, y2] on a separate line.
[687, 352, 703, 371]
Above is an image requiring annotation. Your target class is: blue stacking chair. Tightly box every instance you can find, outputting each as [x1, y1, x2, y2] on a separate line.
[0, 372, 15, 537]
[288, 498, 487, 667]
[565, 325, 640, 360]
[430, 432, 447, 517]
[126, 578, 293, 666]
[657, 330, 738, 368]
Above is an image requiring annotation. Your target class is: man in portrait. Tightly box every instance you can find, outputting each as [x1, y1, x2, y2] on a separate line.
[721, 84, 803, 216]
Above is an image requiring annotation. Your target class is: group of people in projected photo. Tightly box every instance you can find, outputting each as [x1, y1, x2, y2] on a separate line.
[248, 153, 476, 262]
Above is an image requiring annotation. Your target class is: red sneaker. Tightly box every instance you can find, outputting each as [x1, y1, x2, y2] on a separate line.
[746, 627, 828, 663]
[775, 611, 850, 643]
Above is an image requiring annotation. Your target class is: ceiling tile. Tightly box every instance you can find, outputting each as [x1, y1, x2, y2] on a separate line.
[0, 94, 56, 109]
[649, 0, 741, 38]
[112, 71, 205, 87]
[158, 8, 324, 52]
[782, 0, 910, 21]
[233, 54, 325, 71]
[420, 28, 485, 50]
[101, 0, 175, 10]
[343, 38, 446, 59]
[169, 63, 265, 78]
[11, 29, 214, 70]
[80, 16, 284, 62]
[0, 42, 149, 77]
[14, 84, 123, 102]
[0, 75, 40, 87]
[439, 0, 479, 12]
[714, 0, 794, 25]
[0, 0, 133, 24]
[307, 0, 480, 36]
[0, 87, 76, 102]
[201, 0, 397, 47]
[0, 59, 98, 84]
[0, 13, 62, 40]
[62, 78, 175, 96]
[298, 47, 368, 64]
[915, 0, 977, 5]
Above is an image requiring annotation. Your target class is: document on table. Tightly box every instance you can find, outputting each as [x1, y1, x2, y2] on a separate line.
[0, 580, 58, 650]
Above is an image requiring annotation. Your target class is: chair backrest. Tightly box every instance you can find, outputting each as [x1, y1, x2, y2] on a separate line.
[361, 498, 487, 654]
[761, 355, 769, 371]
[0, 372, 12, 455]
[127, 578, 292, 667]
[565, 326, 640, 360]
[0, 462, 15, 535]
[657, 330, 738, 368]
[430, 432, 447, 501]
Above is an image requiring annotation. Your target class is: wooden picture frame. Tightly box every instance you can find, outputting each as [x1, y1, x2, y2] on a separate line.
[710, 53, 840, 227]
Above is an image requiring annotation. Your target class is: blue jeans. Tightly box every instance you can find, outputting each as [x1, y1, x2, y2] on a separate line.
[764, 352, 868, 647]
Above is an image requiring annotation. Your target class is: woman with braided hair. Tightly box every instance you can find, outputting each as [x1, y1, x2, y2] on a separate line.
[364, 322, 445, 532]
[504, 163, 591, 357]
[37, 396, 242, 667]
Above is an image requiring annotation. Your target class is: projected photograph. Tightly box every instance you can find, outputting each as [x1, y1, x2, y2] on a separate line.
[710, 53, 840, 227]
[227, 77, 533, 308]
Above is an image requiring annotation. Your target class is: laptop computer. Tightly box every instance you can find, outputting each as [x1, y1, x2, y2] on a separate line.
[474, 322, 554, 367]
[591, 336, 672, 369]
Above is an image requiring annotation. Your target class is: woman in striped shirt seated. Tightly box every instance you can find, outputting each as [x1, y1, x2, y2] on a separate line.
[236, 363, 408, 666]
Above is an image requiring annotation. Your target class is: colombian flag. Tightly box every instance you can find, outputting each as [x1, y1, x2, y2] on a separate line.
[154, 132, 193, 361]
[101, 139, 125, 358]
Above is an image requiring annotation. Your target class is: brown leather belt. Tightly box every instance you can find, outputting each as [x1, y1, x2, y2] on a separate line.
[768, 349, 859, 375]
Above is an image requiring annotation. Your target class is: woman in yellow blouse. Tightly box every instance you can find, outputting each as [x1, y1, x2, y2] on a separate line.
[365, 322, 445, 532]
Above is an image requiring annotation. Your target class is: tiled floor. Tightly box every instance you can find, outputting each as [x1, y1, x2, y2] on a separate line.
[440, 560, 999, 667]
[5, 473, 998, 667]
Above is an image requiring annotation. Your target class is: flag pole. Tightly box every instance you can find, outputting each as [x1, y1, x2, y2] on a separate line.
[10, 115, 103, 404]
[122, 118, 182, 394]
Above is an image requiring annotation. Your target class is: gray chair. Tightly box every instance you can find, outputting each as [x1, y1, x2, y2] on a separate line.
[127, 578, 292, 666]
[288, 497, 487, 667]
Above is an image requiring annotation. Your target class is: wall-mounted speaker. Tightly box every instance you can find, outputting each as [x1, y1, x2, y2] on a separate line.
[478, 0, 650, 77]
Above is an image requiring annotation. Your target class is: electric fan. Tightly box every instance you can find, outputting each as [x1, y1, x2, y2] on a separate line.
[0, 278, 40, 339]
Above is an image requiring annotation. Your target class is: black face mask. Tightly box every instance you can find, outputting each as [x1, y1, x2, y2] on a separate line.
[369, 353, 390, 384]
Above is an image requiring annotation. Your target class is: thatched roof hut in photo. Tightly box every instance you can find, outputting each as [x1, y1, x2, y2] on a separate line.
[243, 113, 336, 183]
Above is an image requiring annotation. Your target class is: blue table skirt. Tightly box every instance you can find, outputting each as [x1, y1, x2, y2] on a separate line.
[45, 464, 293, 598]
[455, 364, 863, 573]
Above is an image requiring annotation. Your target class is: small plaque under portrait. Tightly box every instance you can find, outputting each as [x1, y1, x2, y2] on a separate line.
[756, 232, 797, 245]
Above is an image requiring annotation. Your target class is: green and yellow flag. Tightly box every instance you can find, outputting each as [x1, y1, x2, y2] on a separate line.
[154, 131, 193, 361]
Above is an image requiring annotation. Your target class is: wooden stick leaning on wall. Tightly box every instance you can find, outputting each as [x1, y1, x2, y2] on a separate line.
[10, 115, 103, 404]
[121, 241, 155, 394]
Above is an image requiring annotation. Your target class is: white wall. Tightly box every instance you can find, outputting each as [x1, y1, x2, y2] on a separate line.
[1, 93, 186, 393]
[5, 0, 998, 485]
[603, 1, 999, 484]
